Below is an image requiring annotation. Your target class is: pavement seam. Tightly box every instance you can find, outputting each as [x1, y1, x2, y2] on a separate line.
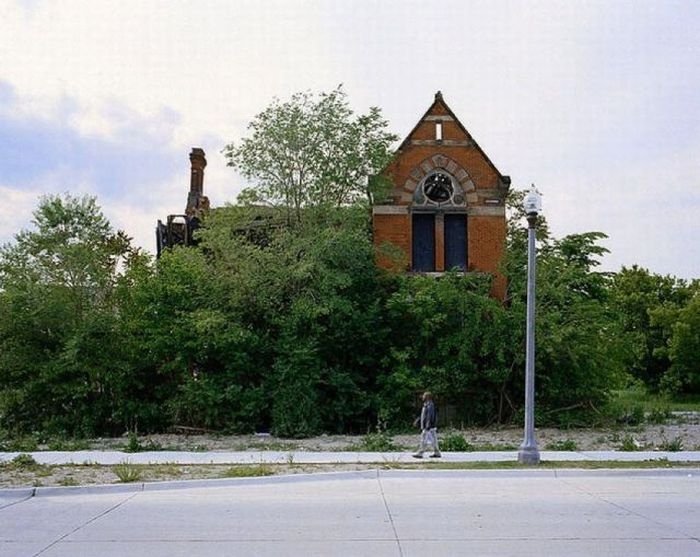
[376, 469, 404, 557]
[556, 476, 699, 542]
[31, 491, 140, 556]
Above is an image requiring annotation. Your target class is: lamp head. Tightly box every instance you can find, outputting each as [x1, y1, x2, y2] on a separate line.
[523, 185, 542, 216]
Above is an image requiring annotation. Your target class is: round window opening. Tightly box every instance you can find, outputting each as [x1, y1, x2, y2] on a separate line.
[423, 172, 454, 203]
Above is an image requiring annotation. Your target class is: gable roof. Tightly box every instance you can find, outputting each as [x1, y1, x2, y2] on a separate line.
[397, 91, 508, 183]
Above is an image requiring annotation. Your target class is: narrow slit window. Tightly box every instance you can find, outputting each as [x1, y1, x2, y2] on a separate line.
[435, 121, 443, 141]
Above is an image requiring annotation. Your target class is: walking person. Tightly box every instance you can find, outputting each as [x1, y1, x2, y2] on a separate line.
[413, 391, 441, 458]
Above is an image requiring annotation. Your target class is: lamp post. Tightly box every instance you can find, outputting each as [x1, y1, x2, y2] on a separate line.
[518, 185, 542, 465]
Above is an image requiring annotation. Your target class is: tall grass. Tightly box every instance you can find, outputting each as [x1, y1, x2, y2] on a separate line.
[611, 386, 700, 414]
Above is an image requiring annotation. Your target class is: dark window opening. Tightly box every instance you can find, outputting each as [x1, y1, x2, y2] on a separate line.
[444, 214, 467, 270]
[412, 213, 435, 271]
[423, 172, 453, 203]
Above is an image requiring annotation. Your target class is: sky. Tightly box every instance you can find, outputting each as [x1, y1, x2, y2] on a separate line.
[1, 0, 699, 279]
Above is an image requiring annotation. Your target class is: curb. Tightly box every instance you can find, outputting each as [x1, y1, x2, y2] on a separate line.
[2, 467, 698, 499]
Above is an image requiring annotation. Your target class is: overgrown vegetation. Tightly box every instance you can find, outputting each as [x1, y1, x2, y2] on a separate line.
[353, 431, 401, 452]
[545, 439, 578, 451]
[440, 431, 474, 452]
[113, 461, 142, 483]
[0, 88, 698, 440]
[223, 463, 273, 478]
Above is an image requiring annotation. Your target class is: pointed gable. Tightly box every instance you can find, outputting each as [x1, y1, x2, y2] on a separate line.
[384, 91, 510, 205]
[373, 92, 510, 299]
[397, 91, 506, 181]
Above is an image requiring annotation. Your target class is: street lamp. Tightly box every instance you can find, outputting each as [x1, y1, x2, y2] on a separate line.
[518, 185, 542, 465]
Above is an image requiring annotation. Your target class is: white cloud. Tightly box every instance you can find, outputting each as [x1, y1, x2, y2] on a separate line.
[0, 0, 339, 143]
[0, 185, 40, 243]
[0, 0, 698, 277]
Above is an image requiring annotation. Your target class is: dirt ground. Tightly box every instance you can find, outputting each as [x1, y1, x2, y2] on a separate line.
[2, 414, 699, 489]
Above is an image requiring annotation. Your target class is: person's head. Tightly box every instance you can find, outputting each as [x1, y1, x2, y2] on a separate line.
[422, 391, 433, 402]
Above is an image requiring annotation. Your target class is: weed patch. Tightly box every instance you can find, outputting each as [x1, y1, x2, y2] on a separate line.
[223, 463, 273, 478]
[659, 436, 684, 452]
[440, 432, 473, 452]
[351, 432, 400, 452]
[545, 439, 578, 451]
[113, 461, 142, 483]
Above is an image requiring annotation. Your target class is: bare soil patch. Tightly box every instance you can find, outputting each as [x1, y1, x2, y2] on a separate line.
[2, 414, 698, 489]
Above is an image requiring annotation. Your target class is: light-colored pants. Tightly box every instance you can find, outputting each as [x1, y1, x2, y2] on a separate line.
[416, 427, 440, 455]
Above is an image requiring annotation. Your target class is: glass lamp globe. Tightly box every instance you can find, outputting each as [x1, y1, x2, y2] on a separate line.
[523, 186, 542, 216]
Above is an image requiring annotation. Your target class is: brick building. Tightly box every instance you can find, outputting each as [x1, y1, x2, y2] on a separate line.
[372, 92, 510, 298]
[159, 94, 510, 298]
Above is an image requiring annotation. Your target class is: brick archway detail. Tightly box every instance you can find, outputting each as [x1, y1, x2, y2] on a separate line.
[403, 154, 476, 198]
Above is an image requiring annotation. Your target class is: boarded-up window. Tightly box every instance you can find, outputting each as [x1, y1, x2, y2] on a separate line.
[444, 214, 467, 270]
[412, 213, 435, 271]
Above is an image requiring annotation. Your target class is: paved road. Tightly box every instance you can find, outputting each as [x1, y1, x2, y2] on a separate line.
[1, 469, 699, 556]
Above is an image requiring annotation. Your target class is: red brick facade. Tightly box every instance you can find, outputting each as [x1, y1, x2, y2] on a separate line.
[373, 92, 510, 299]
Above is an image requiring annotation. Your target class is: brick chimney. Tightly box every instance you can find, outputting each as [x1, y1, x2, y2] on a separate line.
[185, 147, 210, 218]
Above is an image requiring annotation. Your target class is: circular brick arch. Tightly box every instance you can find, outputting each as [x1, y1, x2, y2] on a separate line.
[403, 154, 476, 206]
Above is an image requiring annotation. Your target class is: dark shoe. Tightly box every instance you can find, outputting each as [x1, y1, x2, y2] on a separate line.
[429, 453, 441, 458]
[412, 453, 423, 459]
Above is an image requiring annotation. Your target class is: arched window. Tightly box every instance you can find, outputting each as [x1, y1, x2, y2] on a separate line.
[411, 171, 467, 272]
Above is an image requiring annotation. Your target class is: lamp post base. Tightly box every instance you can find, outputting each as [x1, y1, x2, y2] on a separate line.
[517, 445, 540, 465]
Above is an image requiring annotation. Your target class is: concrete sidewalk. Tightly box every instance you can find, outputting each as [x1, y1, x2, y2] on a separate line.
[1, 469, 699, 556]
[2, 449, 700, 465]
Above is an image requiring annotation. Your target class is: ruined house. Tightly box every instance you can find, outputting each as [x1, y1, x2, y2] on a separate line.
[157, 93, 509, 299]
[155, 147, 210, 256]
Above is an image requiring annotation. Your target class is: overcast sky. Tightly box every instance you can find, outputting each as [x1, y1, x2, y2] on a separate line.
[1, 0, 698, 278]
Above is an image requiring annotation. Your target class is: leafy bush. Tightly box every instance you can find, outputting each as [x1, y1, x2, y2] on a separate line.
[647, 406, 672, 424]
[46, 438, 91, 451]
[0, 436, 39, 452]
[615, 404, 645, 426]
[355, 432, 399, 452]
[440, 431, 473, 452]
[8, 453, 39, 469]
[545, 439, 578, 451]
[618, 435, 641, 451]
[123, 432, 162, 453]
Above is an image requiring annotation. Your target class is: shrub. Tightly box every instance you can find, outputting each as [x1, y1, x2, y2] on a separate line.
[440, 432, 473, 452]
[616, 404, 645, 426]
[356, 432, 398, 452]
[545, 439, 578, 451]
[8, 453, 39, 469]
[123, 433, 162, 453]
[618, 435, 640, 451]
[647, 406, 672, 424]
[0, 436, 39, 452]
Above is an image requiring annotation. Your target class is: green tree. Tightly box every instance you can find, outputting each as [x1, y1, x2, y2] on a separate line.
[381, 273, 515, 426]
[610, 266, 693, 391]
[503, 190, 625, 425]
[665, 292, 700, 394]
[530, 232, 626, 424]
[0, 194, 138, 435]
[121, 243, 267, 433]
[223, 86, 398, 225]
[190, 204, 391, 436]
[648, 284, 700, 395]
